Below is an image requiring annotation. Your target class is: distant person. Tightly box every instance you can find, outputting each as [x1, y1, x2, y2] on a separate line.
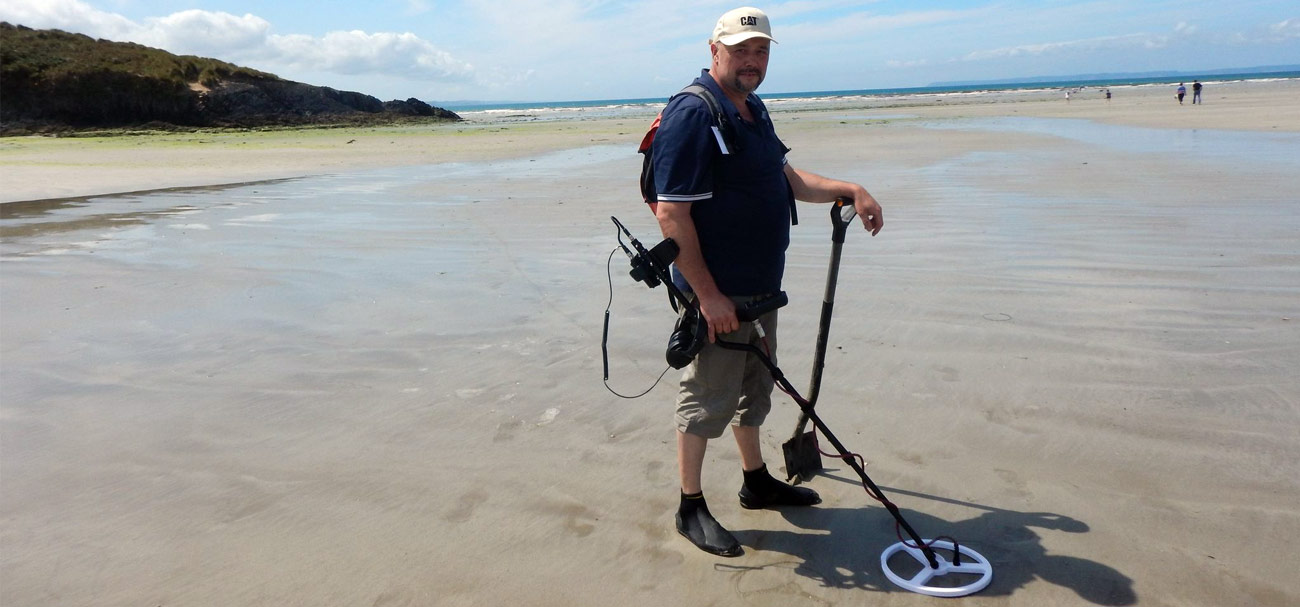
[1105, 89, 1111, 102]
[1192, 80, 1203, 104]
[1065, 89, 1071, 103]
[1176, 83, 1186, 105]
[652, 6, 883, 557]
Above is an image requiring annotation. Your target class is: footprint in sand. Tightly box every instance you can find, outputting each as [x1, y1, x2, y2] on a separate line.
[644, 460, 665, 482]
[493, 419, 524, 442]
[443, 489, 489, 523]
[537, 497, 600, 538]
[995, 467, 1031, 498]
[557, 502, 598, 537]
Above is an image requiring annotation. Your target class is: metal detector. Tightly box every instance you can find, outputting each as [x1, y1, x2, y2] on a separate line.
[609, 198, 992, 597]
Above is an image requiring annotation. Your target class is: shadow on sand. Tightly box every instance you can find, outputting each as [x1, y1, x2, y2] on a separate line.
[720, 472, 1135, 604]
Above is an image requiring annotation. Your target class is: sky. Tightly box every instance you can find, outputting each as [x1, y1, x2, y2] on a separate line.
[3, 0, 1298, 103]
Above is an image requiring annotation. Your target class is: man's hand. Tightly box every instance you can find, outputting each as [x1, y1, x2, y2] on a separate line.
[786, 165, 884, 235]
[696, 290, 738, 342]
[656, 202, 737, 342]
[850, 186, 884, 236]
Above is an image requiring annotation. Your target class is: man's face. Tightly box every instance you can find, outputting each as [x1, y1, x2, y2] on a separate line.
[711, 38, 770, 96]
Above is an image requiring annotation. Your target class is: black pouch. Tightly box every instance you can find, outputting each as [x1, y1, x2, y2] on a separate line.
[665, 307, 706, 369]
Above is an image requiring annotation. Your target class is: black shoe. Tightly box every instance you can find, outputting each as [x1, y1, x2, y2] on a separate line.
[676, 505, 742, 557]
[739, 478, 821, 510]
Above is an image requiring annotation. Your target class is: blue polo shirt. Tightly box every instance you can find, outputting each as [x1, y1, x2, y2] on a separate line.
[652, 70, 793, 297]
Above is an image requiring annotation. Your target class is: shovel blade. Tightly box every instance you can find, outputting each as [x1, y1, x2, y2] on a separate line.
[782, 430, 823, 483]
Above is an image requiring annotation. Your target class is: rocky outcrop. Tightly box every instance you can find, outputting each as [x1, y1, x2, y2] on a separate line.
[197, 77, 385, 123]
[383, 97, 459, 120]
[0, 23, 461, 133]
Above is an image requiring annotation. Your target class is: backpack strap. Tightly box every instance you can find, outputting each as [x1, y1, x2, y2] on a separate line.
[638, 84, 732, 210]
[640, 83, 797, 225]
[675, 83, 734, 152]
[694, 87, 797, 225]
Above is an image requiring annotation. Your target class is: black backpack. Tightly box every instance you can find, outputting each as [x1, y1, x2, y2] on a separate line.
[637, 84, 796, 224]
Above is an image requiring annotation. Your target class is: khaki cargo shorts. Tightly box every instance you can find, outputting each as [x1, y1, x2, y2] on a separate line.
[674, 296, 779, 438]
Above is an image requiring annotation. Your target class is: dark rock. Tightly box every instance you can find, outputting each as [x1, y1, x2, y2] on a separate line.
[383, 98, 461, 120]
[1, 22, 462, 133]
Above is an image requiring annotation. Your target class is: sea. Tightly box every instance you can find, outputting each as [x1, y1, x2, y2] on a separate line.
[442, 70, 1300, 123]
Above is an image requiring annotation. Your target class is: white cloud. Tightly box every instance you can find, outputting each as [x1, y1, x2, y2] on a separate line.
[137, 10, 273, 58]
[959, 14, 1300, 65]
[779, 8, 978, 42]
[405, 0, 432, 16]
[1270, 18, 1300, 40]
[963, 33, 1159, 61]
[268, 30, 473, 81]
[0, 0, 135, 38]
[0, 0, 474, 84]
[886, 59, 930, 69]
[767, 0, 886, 21]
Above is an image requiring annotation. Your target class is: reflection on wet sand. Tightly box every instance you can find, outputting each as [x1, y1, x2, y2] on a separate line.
[0, 179, 299, 241]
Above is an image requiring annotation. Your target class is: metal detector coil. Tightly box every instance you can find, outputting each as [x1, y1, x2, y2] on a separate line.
[881, 539, 993, 597]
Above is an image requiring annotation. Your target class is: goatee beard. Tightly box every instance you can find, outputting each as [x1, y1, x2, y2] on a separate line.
[732, 73, 763, 94]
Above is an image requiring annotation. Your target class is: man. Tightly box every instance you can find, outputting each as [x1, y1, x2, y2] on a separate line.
[1192, 80, 1203, 104]
[652, 6, 884, 557]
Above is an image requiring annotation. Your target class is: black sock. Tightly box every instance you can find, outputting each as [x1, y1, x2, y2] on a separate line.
[742, 464, 778, 492]
[680, 491, 706, 514]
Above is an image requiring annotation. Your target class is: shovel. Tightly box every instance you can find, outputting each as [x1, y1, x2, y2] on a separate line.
[782, 198, 856, 482]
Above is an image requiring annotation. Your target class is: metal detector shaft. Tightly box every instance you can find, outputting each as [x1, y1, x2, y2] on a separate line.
[790, 198, 857, 440]
[715, 337, 941, 570]
[801, 408, 941, 569]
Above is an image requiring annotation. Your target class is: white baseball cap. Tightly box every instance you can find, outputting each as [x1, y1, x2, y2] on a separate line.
[710, 7, 777, 45]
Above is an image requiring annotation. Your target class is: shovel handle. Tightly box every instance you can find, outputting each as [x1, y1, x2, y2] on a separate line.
[832, 196, 855, 242]
[790, 197, 856, 440]
[791, 411, 812, 440]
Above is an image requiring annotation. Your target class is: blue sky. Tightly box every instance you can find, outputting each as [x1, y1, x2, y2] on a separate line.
[3, 1, 1297, 102]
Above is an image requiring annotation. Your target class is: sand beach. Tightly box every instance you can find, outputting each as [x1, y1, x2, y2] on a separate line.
[2, 78, 1299, 606]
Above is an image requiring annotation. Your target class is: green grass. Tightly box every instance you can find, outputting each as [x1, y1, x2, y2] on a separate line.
[1, 22, 276, 86]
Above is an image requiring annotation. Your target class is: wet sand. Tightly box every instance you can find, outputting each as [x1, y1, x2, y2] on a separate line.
[2, 79, 1299, 606]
